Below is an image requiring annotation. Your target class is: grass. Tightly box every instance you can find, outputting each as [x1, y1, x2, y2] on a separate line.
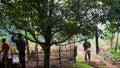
[72, 56, 93, 68]
[73, 55, 108, 68]
[72, 61, 93, 68]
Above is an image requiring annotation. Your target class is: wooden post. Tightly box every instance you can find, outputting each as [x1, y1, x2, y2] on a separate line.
[35, 43, 38, 68]
[58, 44, 62, 66]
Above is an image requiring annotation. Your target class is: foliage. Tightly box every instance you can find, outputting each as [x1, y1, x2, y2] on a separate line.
[101, 0, 120, 34]
[0, 0, 110, 68]
[0, 0, 109, 43]
[100, 0, 120, 47]
[106, 21, 117, 33]
[106, 47, 115, 52]
[102, 31, 112, 40]
[109, 52, 120, 59]
[101, 0, 120, 21]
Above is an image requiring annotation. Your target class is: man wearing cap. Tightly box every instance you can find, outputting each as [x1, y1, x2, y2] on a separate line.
[11, 33, 26, 68]
[83, 39, 91, 61]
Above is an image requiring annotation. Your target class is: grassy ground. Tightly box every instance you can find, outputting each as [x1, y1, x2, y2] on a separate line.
[72, 61, 93, 68]
[72, 56, 93, 68]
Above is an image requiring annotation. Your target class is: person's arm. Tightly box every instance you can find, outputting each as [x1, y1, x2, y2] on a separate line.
[89, 42, 91, 48]
[83, 43, 85, 48]
[11, 35, 18, 43]
[0, 47, 2, 52]
[83, 43, 86, 51]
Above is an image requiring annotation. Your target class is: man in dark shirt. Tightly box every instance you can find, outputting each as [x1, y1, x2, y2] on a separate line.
[11, 33, 26, 68]
[83, 38, 91, 61]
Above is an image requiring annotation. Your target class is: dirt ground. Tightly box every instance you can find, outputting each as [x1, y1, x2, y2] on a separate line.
[76, 43, 120, 68]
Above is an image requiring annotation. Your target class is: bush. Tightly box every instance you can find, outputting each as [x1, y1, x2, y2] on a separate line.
[106, 47, 115, 52]
[108, 52, 120, 64]
[109, 52, 120, 59]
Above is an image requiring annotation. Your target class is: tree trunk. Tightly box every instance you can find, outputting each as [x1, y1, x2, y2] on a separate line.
[25, 31, 30, 59]
[43, 26, 51, 68]
[115, 32, 119, 52]
[106, 40, 109, 47]
[110, 33, 114, 47]
[95, 27, 99, 54]
[43, 46, 51, 68]
[110, 38, 113, 47]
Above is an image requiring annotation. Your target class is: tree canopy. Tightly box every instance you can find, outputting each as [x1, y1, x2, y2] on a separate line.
[0, 0, 111, 68]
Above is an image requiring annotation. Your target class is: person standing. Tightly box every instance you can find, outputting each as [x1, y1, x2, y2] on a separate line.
[11, 33, 26, 68]
[1, 38, 10, 63]
[83, 38, 91, 61]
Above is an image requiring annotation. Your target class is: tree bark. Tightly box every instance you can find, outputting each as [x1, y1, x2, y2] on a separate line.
[110, 33, 114, 47]
[43, 26, 51, 68]
[25, 31, 30, 59]
[43, 46, 51, 68]
[115, 31, 119, 52]
[110, 38, 113, 46]
[95, 27, 99, 54]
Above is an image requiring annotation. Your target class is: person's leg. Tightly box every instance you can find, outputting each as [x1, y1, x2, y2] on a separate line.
[88, 52, 91, 61]
[21, 50, 25, 68]
[2, 54, 8, 68]
[19, 50, 22, 64]
[85, 51, 87, 61]
[2, 54, 8, 63]
[2, 55, 5, 63]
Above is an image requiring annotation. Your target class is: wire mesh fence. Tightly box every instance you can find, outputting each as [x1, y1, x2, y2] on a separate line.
[0, 43, 76, 68]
